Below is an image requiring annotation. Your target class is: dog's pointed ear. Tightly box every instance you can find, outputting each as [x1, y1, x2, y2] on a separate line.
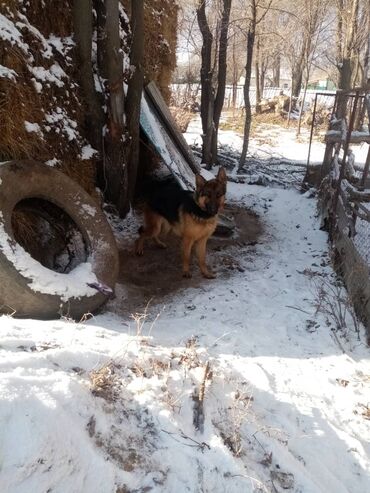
[195, 173, 206, 190]
[217, 167, 227, 185]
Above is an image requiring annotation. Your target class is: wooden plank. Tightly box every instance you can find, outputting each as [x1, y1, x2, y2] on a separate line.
[325, 131, 370, 144]
[145, 81, 200, 174]
[360, 146, 370, 186]
[334, 228, 370, 340]
[140, 92, 196, 189]
[355, 209, 370, 222]
[336, 196, 356, 236]
[365, 94, 370, 133]
[356, 202, 370, 222]
[341, 179, 370, 202]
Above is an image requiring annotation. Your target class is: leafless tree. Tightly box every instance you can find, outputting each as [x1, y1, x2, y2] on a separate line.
[335, 0, 369, 90]
[197, 0, 232, 169]
[296, 0, 329, 135]
[238, 0, 273, 172]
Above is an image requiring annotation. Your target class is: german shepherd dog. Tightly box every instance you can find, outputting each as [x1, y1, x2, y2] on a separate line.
[135, 167, 227, 279]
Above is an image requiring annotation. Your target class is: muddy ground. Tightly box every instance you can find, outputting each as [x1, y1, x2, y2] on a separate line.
[109, 204, 263, 315]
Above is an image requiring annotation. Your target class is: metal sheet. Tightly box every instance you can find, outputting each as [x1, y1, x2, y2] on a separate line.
[140, 92, 196, 190]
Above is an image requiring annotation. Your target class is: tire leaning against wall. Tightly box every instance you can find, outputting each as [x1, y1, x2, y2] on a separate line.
[0, 160, 119, 319]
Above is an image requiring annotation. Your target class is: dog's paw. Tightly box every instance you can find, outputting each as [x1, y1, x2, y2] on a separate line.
[134, 240, 144, 256]
[182, 271, 192, 279]
[202, 271, 216, 279]
[135, 245, 144, 256]
[156, 242, 167, 249]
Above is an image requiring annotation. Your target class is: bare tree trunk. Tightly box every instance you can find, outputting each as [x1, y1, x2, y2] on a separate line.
[211, 0, 232, 168]
[95, 0, 107, 78]
[255, 37, 261, 113]
[126, 0, 144, 204]
[73, 0, 104, 162]
[365, 17, 370, 87]
[291, 43, 306, 99]
[197, 0, 214, 166]
[365, 35, 370, 87]
[338, 58, 352, 91]
[103, 0, 128, 216]
[272, 54, 280, 87]
[238, 13, 256, 172]
[297, 73, 309, 136]
[260, 58, 266, 96]
[287, 79, 294, 127]
[232, 37, 238, 113]
[337, 0, 360, 90]
[336, 0, 360, 118]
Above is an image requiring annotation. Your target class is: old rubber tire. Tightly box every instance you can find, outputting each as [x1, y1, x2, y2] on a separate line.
[0, 160, 119, 319]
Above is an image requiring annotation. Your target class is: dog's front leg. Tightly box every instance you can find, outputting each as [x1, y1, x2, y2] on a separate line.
[196, 236, 216, 279]
[182, 236, 194, 278]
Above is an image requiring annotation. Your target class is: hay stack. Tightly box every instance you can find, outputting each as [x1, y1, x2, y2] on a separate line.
[123, 0, 178, 103]
[0, 1, 178, 196]
[0, 0, 96, 193]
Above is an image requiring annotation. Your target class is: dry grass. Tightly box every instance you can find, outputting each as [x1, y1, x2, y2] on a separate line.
[0, 2, 98, 195]
[1, 0, 177, 198]
[0, 63, 47, 160]
[219, 110, 300, 137]
[90, 362, 122, 402]
[169, 106, 194, 132]
[11, 210, 39, 253]
[24, 0, 73, 37]
[122, 0, 178, 103]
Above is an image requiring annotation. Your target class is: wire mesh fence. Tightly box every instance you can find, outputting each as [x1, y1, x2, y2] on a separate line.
[354, 209, 370, 266]
[171, 84, 338, 110]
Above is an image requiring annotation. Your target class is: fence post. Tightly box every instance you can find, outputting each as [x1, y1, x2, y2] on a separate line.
[333, 90, 360, 212]
[306, 93, 318, 169]
[360, 146, 370, 188]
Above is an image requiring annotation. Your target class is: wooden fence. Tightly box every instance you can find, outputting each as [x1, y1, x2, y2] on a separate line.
[317, 89, 370, 339]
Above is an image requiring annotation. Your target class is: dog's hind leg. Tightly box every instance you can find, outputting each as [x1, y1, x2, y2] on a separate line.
[195, 236, 216, 279]
[135, 211, 164, 255]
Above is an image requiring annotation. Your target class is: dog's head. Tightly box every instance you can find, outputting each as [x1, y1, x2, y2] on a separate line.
[195, 167, 227, 216]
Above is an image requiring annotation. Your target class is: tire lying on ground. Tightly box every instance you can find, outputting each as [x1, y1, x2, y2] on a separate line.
[0, 160, 119, 319]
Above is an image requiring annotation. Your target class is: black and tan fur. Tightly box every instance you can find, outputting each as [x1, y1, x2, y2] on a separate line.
[135, 167, 227, 279]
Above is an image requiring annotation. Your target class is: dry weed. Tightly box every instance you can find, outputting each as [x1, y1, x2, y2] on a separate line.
[214, 386, 253, 458]
[313, 277, 361, 346]
[169, 106, 194, 132]
[177, 336, 201, 369]
[90, 362, 121, 402]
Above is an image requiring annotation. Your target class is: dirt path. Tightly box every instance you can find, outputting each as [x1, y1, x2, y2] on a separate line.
[110, 204, 263, 315]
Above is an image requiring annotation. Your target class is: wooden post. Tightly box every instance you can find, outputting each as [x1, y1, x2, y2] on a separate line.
[126, 0, 144, 204]
[333, 91, 360, 211]
[306, 93, 318, 168]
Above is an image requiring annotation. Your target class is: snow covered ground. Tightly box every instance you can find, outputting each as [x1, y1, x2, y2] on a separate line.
[1, 124, 370, 493]
[185, 115, 369, 168]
